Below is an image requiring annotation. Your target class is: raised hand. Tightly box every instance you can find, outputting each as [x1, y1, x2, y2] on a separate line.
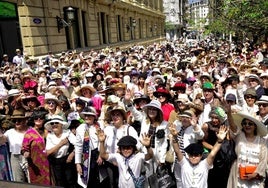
[217, 125, 228, 141]
[169, 123, 178, 136]
[96, 129, 106, 142]
[140, 133, 151, 147]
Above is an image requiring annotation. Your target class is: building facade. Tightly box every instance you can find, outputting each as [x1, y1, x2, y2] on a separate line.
[0, 0, 165, 57]
[163, 0, 186, 41]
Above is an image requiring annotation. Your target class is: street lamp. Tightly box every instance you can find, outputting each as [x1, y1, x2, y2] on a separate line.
[56, 7, 75, 33]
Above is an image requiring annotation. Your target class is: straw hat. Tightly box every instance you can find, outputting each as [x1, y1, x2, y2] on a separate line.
[76, 84, 96, 95]
[232, 112, 267, 137]
[109, 105, 127, 120]
[44, 93, 60, 105]
[80, 106, 97, 118]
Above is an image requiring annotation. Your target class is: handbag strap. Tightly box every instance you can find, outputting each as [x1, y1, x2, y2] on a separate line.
[127, 166, 137, 180]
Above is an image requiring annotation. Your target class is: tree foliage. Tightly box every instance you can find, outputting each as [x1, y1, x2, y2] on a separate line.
[207, 0, 268, 41]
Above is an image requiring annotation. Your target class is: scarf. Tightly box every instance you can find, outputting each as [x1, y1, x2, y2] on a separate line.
[81, 123, 99, 185]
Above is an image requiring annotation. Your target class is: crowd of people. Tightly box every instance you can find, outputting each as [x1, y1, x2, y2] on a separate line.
[0, 37, 268, 188]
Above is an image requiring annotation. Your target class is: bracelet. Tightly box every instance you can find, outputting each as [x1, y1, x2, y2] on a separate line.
[217, 139, 224, 144]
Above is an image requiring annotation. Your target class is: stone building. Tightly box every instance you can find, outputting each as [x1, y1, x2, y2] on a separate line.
[0, 0, 165, 57]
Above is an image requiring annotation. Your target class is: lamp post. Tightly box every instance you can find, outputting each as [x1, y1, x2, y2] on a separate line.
[56, 7, 75, 33]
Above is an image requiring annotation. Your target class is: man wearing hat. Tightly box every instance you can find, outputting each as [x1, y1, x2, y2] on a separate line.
[169, 124, 228, 188]
[198, 82, 223, 126]
[172, 110, 204, 187]
[1, 54, 9, 67]
[256, 95, 268, 126]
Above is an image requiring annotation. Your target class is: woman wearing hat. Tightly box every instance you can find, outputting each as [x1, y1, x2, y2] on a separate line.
[240, 88, 259, 117]
[227, 111, 268, 187]
[153, 87, 175, 121]
[138, 100, 169, 182]
[76, 84, 102, 117]
[45, 115, 76, 188]
[67, 72, 82, 98]
[21, 95, 42, 117]
[103, 105, 140, 188]
[0, 109, 29, 182]
[21, 110, 50, 185]
[44, 94, 66, 120]
[75, 106, 109, 188]
[97, 133, 153, 188]
[201, 107, 235, 188]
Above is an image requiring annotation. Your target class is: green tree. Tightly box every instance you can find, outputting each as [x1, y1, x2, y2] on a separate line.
[207, 0, 268, 42]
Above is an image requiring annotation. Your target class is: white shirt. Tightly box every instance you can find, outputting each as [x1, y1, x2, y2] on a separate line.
[104, 124, 140, 154]
[179, 157, 212, 188]
[4, 128, 25, 154]
[108, 152, 145, 188]
[46, 129, 76, 158]
[75, 123, 100, 164]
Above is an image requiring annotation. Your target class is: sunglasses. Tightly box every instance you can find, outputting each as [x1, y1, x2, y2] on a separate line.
[241, 122, 255, 127]
[34, 117, 44, 120]
[258, 103, 268, 107]
[50, 122, 59, 126]
[47, 100, 56, 105]
[157, 95, 166, 98]
[148, 107, 158, 111]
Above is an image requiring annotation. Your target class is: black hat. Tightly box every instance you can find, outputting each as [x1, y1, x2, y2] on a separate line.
[117, 136, 137, 147]
[184, 143, 204, 155]
[133, 95, 151, 104]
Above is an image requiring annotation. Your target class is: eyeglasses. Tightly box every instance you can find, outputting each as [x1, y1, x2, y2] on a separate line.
[47, 100, 56, 105]
[241, 122, 255, 127]
[258, 103, 268, 107]
[111, 112, 122, 117]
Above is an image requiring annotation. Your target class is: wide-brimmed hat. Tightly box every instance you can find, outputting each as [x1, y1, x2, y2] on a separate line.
[176, 94, 189, 103]
[199, 73, 212, 81]
[107, 95, 120, 104]
[112, 83, 126, 90]
[245, 74, 262, 85]
[142, 100, 163, 113]
[44, 115, 69, 132]
[80, 106, 97, 118]
[133, 95, 151, 105]
[178, 110, 194, 118]
[76, 84, 96, 95]
[153, 87, 171, 99]
[232, 112, 267, 137]
[8, 89, 21, 98]
[50, 72, 62, 80]
[256, 95, 268, 104]
[172, 82, 187, 91]
[10, 109, 26, 119]
[117, 136, 137, 147]
[109, 105, 127, 120]
[44, 93, 60, 105]
[22, 95, 41, 106]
